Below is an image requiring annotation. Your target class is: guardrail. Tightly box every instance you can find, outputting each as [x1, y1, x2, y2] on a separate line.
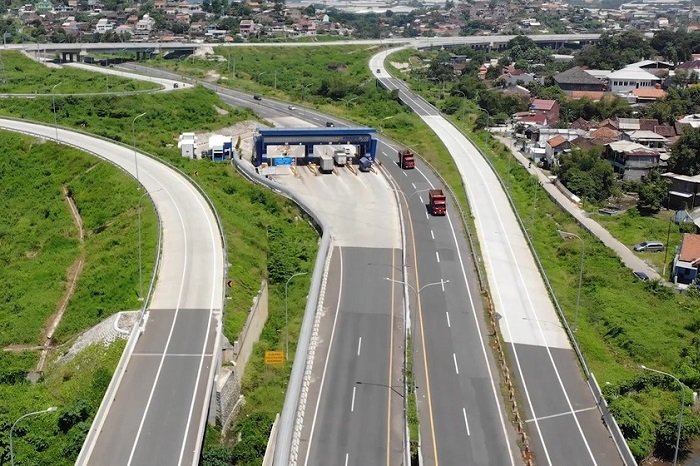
[232, 157, 331, 466]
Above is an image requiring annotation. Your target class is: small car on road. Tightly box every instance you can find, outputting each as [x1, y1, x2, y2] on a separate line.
[325, 121, 335, 127]
[633, 241, 665, 252]
[288, 105, 296, 110]
[633, 271, 650, 281]
[253, 95, 262, 101]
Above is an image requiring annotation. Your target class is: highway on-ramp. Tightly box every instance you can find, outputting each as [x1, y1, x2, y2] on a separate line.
[0, 119, 224, 466]
[371, 49, 622, 466]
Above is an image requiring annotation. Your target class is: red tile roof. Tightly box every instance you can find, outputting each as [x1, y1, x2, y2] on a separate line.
[632, 88, 667, 100]
[548, 135, 568, 148]
[639, 118, 660, 131]
[567, 91, 607, 101]
[679, 233, 700, 264]
[531, 99, 557, 111]
[590, 127, 620, 140]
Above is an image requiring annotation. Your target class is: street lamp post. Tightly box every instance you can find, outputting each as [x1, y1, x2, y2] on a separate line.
[557, 230, 585, 333]
[131, 112, 147, 184]
[51, 81, 63, 140]
[385, 276, 448, 466]
[10, 407, 57, 466]
[640, 365, 685, 466]
[285, 272, 307, 360]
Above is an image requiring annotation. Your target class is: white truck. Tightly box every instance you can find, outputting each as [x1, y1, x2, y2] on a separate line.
[334, 147, 351, 166]
[319, 154, 334, 173]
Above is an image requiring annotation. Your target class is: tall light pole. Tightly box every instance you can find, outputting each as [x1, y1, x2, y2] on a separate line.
[557, 230, 585, 333]
[285, 272, 307, 360]
[131, 112, 147, 184]
[385, 276, 448, 466]
[640, 365, 685, 466]
[51, 81, 63, 141]
[10, 406, 57, 466]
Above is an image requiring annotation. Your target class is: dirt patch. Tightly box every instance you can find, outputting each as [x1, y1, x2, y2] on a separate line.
[193, 120, 266, 160]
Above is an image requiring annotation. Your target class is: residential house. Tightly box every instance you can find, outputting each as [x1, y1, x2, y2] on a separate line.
[677, 114, 700, 128]
[672, 233, 700, 284]
[631, 86, 667, 102]
[588, 126, 621, 145]
[529, 99, 560, 125]
[545, 135, 571, 166]
[604, 140, 660, 180]
[239, 19, 256, 37]
[498, 67, 538, 87]
[554, 66, 607, 93]
[676, 59, 700, 76]
[606, 67, 662, 94]
[501, 85, 531, 99]
[570, 117, 594, 131]
[95, 17, 113, 33]
[662, 172, 700, 209]
[134, 14, 155, 37]
[623, 129, 667, 149]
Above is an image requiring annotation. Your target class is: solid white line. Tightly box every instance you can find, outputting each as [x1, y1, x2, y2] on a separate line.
[132, 353, 214, 357]
[345, 453, 349, 466]
[351, 386, 357, 413]
[419, 196, 424, 204]
[304, 248, 344, 466]
[463, 408, 471, 436]
[425, 211, 429, 220]
[526, 406, 598, 423]
[446, 312, 451, 328]
[435, 250, 440, 263]
[357, 337, 362, 356]
[128, 176, 189, 466]
[430, 229, 434, 240]
[415, 166, 516, 465]
[453, 353, 459, 374]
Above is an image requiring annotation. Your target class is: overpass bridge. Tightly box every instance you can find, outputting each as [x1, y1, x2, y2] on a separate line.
[8, 33, 600, 62]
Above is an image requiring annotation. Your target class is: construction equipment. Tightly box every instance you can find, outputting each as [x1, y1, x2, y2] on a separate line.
[398, 149, 416, 169]
[429, 189, 447, 216]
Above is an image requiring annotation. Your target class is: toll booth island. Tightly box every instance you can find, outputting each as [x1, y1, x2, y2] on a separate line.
[253, 127, 379, 172]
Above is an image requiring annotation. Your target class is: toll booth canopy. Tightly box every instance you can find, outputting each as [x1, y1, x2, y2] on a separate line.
[253, 127, 378, 167]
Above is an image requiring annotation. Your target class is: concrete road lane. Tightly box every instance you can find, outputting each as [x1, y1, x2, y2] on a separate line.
[300, 247, 403, 466]
[0, 119, 225, 466]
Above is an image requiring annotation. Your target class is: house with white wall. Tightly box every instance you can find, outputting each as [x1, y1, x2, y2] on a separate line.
[606, 67, 661, 94]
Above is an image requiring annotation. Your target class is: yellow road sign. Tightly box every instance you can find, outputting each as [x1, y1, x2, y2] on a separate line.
[264, 351, 284, 365]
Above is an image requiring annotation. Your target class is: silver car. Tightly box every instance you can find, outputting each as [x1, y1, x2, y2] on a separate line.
[633, 241, 665, 252]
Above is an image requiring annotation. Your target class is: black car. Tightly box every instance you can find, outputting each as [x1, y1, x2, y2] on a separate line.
[325, 121, 335, 127]
[253, 95, 262, 101]
[633, 271, 650, 281]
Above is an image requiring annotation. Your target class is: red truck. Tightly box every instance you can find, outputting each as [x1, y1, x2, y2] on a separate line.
[398, 149, 415, 169]
[429, 189, 447, 216]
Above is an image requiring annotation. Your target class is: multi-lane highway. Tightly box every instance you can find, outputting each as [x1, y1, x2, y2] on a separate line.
[0, 118, 225, 466]
[370, 49, 623, 465]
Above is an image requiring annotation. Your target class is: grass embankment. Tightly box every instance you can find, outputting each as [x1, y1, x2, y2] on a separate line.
[0, 84, 320, 464]
[0, 130, 154, 464]
[0, 51, 158, 93]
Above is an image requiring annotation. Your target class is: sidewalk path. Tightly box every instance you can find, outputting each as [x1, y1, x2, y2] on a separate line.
[494, 134, 660, 281]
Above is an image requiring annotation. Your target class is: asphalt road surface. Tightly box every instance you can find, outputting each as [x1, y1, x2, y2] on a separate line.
[370, 50, 623, 466]
[0, 119, 225, 466]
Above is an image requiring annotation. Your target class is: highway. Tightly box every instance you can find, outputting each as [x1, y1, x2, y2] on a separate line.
[370, 49, 623, 465]
[102, 63, 520, 465]
[0, 118, 224, 466]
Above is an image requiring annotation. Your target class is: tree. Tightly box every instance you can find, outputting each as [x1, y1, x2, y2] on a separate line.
[668, 127, 700, 176]
[637, 170, 669, 213]
[555, 148, 616, 202]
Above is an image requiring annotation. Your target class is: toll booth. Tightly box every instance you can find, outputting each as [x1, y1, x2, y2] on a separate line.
[253, 127, 378, 167]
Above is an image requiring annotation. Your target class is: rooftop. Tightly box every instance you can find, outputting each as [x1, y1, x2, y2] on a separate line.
[607, 67, 662, 81]
[531, 99, 557, 111]
[554, 66, 605, 85]
[678, 233, 700, 264]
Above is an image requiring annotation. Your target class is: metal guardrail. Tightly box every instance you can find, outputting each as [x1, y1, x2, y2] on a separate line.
[231, 157, 331, 466]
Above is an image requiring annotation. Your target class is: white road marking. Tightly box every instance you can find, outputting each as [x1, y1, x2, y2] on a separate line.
[357, 337, 362, 356]
[351, 386, 357, 413]
[403, 171, 407, 176]
[345, 453, 349, 466]
[463, 408, 471, 436]
[446, 312, 451, 328]
[435, 251, 440, 263]
[430, 229, 434, 240]
[526, 406, 598, 423]
[425, 211, 429, 220]
[453, 353, 459, 374]
[304, 248, 345, 466]
[441, 278, 445, 292]
[133, 353, 214, 357]
[419, 196, 424, 204]
[411, 182, 416, 190]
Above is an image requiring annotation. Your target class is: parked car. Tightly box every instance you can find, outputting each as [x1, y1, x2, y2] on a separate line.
[376, 68, 381, 73]
[253, 95, 262, 101]
[633, 241, 665, 252]
[633, 271, 650, 281]
[325, 121, 335, 127]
